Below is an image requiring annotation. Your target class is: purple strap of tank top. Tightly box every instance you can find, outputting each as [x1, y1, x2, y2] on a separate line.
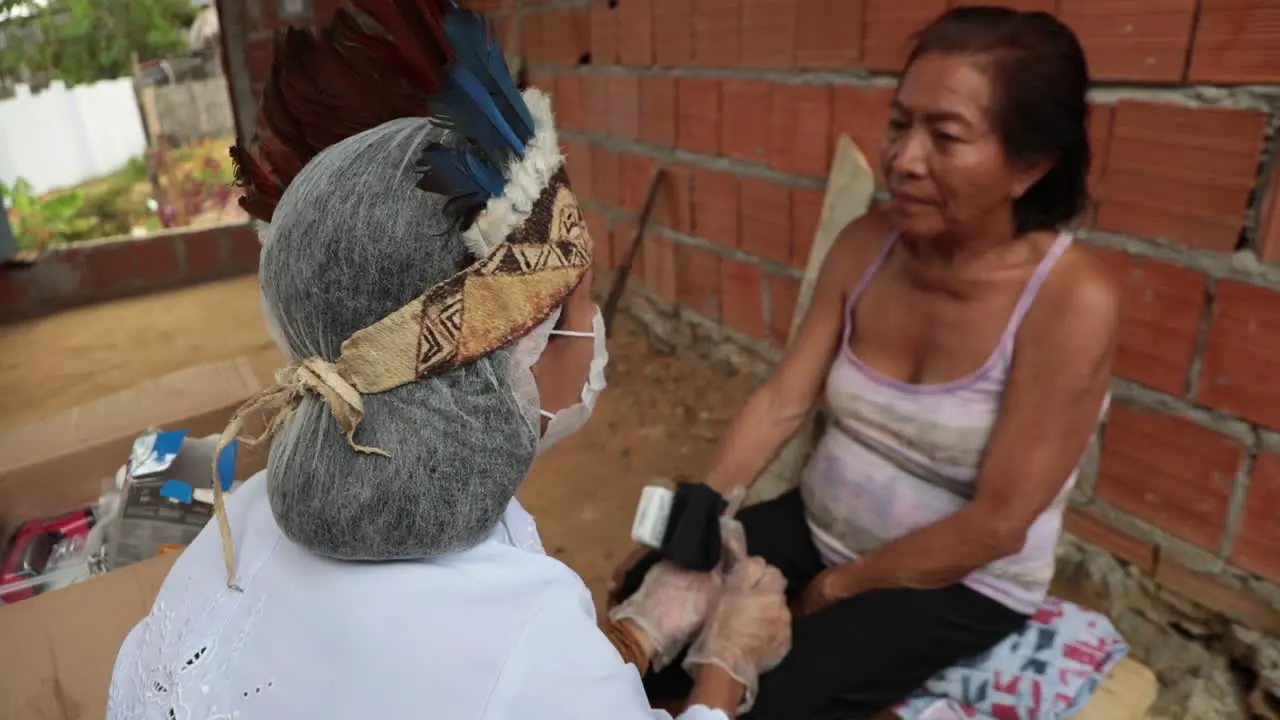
[841, 232, 1074, 349]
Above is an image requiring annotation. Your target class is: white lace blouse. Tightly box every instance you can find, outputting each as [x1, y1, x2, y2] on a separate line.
[106, 471, 726, 719]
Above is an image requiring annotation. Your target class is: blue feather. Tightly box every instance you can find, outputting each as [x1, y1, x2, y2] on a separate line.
[440, 64, 525, 155]
[442, 8, 534, 143]
[415, 143, 504, 221]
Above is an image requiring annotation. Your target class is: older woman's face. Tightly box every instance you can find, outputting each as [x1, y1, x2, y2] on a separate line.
[530, 267, 597, 417]
[882, 53, 1043, 240]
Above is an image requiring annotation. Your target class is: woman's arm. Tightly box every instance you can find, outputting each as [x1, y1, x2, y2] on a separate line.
[702, 216, 887, 498]
[601, 618, 656, 673]
[810, 247, 1120, 605]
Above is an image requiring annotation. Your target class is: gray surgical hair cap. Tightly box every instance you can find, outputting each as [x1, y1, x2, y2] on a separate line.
[257, 117, 542, 560]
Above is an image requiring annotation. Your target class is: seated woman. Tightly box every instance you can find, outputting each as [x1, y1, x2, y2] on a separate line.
[612, 6, 1120, 720]
[106, 4, 790, 719]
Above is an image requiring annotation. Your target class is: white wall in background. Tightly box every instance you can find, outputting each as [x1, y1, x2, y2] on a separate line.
[0, 78, 147, 196]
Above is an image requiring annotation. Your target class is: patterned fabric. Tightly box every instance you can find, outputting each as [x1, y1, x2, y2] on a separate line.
[339, 169, 592, 392]
[893, 597, 1128, 720]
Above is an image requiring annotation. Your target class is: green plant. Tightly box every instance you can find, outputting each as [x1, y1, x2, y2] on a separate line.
[0, 177, 100, 252]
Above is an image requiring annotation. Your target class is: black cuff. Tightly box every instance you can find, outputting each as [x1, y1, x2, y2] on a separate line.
[658, 481, 728, 572]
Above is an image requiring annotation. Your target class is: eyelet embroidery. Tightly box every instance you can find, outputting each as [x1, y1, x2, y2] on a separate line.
[108, 573, 268, 719]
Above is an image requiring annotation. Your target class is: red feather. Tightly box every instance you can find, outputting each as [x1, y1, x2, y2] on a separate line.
[230, 0, 453, 223]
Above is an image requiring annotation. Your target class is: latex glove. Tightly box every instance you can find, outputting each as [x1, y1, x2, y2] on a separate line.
[608, 560, 722, 671]
[682, 550, 792, 714]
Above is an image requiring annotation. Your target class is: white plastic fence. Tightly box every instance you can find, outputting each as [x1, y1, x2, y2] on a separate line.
[0, 78, 148, 196]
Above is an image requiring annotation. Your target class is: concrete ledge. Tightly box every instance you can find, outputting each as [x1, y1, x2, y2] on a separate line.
[0, 221, 259, 324]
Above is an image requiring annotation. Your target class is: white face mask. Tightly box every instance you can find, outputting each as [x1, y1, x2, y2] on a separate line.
[536, 307, 609, 454]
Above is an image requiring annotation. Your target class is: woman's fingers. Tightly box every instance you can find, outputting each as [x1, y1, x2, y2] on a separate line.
[608, 546, 650, 600]
[720, 517, 748, 570]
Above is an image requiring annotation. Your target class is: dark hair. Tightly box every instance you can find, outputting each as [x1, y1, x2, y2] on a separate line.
[906, 6, 1091, 236]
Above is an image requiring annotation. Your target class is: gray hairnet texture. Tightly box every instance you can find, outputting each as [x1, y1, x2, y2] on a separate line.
[259, 118, 539, 561]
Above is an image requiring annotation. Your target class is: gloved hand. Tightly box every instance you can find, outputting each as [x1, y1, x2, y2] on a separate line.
[682, 543, 792, 714]
[608, 560, 722, 671]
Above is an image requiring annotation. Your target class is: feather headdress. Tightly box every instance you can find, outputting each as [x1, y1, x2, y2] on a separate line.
[216, 0, 591, 588]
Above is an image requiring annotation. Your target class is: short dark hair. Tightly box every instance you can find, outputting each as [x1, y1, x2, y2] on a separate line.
[906, 6, 1091, 236]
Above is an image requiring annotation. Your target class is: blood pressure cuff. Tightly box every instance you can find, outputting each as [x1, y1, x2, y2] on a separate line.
[658, 481, 729, 572]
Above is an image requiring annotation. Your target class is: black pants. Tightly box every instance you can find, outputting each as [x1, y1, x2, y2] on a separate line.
[617, 490, 1028, 720]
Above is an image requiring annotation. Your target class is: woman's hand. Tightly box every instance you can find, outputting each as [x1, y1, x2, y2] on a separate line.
[795, 563, 869, 617]
[606, 545, 652, 609]
[795, 566, 853, 617]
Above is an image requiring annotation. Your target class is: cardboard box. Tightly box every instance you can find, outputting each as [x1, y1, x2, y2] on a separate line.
[0, 355, 278, 720]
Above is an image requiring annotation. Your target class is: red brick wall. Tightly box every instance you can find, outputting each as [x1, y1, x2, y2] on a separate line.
[0, 224, 260, 323]
[215, 0, 1280, 625]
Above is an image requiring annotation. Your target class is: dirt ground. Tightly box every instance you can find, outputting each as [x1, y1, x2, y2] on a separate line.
[0, 275, 756, 613]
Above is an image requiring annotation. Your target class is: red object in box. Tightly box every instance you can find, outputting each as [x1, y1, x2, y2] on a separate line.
[0, 508, 95, 604]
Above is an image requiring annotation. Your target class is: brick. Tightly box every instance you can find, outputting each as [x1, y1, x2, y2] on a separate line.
[226, 225, 261, 273]
[0, 266, 33, 309]
[830, 85, 894, 180]
[584, 208, 613, 268]
[1259, 157, 1280, 264]
[1232, 452, 1280, 583]
[590, 1, 619, 65]
[134, 233, 183, 283]
[538, 8, 590, 66]
[1197, 281, 1280, 430]
[769, 84, 831, 179]
[581, 73, 613, 135]
[693, 168, 740, 248]
[1153, 554, 1280, 637]
[676, 78, 721, 154]
[493, 15, 516, 49]
[184, 228, 226, 278]
[741, 0, 796, 69]
[620, 152, 658, 210]
[591, 144, 622, 205]
[609, 74, 641, 140]
[527, 66, 556, 97]
[1084, 104, 1115, 224]
[792, 186, 824, 269]
[563, 8, 593, 65]
[640, 75, 677, 147]
[554, 74, 584, 131]
[83, 242, 137, 295]
[1059, 0, 1195, 83]
[643, 233, 678, 301]
[721, 259, 767, 338]
[520, 12, 547, 64]
[720, 79, 772, 164]
[1190, 0, 1280, 84]
[675, 243, 722, 319]
[613, 218, 640, 269]
[1063, 508, 1157, 573]
[617, 0, 654, 66]
[949, 0, 1056, 9]
[654, 164, 694, 233]
[693, 0, 742, 67]
[653, 0, 694, 67]
[1092, 248, 1206, 396]
[563, 139, 594, 199]
[739, 177, 792, 266]
[768, 274, 801, 345]
[863, 0, 948, 73]
[1096, 404, 1244, 550]
[794, 0, 862, 69]
[1095, 101, 1267, 252]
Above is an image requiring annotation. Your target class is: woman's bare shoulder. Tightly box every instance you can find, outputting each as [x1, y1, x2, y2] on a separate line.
[822, 205, 895, 279]
[1024, 237, 1122, 347]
